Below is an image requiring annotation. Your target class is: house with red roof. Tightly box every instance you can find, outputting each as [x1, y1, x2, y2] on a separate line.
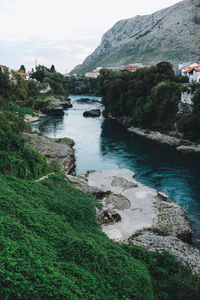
[182, 64, 200, 83]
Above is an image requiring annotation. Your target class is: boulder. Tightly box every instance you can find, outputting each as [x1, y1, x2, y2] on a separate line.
[42, 106, 64, 116]
[83, 109, 101, 117]
[60, 101, 73, 109]
[23, 133, 75, 174]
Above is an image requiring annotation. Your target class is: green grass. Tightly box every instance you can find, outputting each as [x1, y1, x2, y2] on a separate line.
[0, 172, 199, 299]
[0, 105, 199, 299]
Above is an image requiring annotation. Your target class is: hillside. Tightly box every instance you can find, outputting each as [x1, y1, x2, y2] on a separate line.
[72, 0, 200, 73]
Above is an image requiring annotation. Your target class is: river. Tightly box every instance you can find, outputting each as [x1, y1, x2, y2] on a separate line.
[32, 95, 200, 248]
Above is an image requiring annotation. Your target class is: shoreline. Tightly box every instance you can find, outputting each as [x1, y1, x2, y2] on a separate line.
[128, 127, 200, 155]
[105, 114, 200, 156]
[67, 168, 200, 276]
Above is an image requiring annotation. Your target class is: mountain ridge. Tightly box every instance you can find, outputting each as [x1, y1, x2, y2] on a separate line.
[72, 0, 200, 73]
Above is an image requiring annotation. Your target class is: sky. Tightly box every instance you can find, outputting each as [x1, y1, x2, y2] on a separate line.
[0, 0, 182, 73]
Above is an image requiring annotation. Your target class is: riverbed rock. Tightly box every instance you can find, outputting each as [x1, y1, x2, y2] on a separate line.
[41, 96, 73, 115]
[77, 98, 101, 103]
[83, 109, 101, 117]
[42, 106, 65, 116]
[67, 168, 199, 275]
[128, 127, 180, 147]
[128, 126, 200, 156]
[67, 169, 192, 241]
[24, 114, 41, 123]
[23, 133, 75, 174]
[130, 231, 200, 277]
[176, 145, 200, 155]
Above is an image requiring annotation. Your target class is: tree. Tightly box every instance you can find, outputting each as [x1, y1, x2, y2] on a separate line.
[19, 65, 26, 73]
[50, 65, 55, 73]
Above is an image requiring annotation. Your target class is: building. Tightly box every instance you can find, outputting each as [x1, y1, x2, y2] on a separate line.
[85, 72, 100, 79]
[16, 72, 28, 79]
[0, 65, 6, 73]
[121, 64, 152, 72]
[182, 64, 200, 83]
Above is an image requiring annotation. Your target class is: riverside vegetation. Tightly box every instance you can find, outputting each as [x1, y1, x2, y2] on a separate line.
[99, 62, 200, 143]
[0, 65, 200, 299]
[64, 74, 101, 96]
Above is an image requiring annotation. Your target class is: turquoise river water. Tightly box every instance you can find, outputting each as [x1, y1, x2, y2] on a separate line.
[32, 95, 200, 248]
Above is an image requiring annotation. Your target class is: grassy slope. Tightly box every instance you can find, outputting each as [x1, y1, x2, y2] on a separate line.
[0, 104, 199, 299]
[0, 172, 199, 299]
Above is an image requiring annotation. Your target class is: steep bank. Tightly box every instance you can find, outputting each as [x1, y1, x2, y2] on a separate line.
[67, 168, 200, 276]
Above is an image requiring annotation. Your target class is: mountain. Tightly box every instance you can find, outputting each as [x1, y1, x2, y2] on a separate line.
[72, 0, 200, 73]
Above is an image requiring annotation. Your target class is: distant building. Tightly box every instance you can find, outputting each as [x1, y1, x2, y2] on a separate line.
[121, 64, 152, 72]
[121, 65, 141, 72]
[0, 65, 6, 73]
[85, 72, 100, 79]
[16, 72, 28, 79]
[62, 73, 70, 77]
[182, 64, 200, 83]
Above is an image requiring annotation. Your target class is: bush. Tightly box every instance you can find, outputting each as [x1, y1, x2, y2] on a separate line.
[0, 173, 199, 299]
[0, 110, 51, 179]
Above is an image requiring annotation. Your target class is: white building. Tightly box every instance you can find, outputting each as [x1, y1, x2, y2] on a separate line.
[183, 65, 200, 83]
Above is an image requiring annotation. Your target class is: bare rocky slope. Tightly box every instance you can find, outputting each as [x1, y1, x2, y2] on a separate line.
[72, 0, 200, 73]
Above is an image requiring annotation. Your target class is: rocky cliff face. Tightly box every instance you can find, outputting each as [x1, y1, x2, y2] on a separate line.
[72, 0, 200, 73]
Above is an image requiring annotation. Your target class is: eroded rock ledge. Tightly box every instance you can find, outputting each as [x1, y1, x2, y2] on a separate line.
[23, 133, 75, 174]
[128, 127, 200, 156]
[67, 168, 200, 276]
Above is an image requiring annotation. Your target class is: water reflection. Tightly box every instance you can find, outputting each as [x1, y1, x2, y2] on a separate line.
[33, 115, 65, 137]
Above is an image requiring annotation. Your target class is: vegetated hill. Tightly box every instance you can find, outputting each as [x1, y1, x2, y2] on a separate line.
[72, 0, 200, 73]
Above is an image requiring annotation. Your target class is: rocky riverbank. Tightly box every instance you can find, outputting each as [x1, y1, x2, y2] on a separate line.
[23, 133, 75, 174]
[41, 96, 72, 116]
[127, 127, 200, 156]
[67, 168, 200, 276]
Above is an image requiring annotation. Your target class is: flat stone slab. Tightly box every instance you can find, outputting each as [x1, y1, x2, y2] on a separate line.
[67, 168, 199, 276]
[68, 169, 192, 242]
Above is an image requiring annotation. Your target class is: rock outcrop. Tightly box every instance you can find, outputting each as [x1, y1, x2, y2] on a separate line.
[130, 231, 200, 277]
[23, 133, 75, 174]
[41, 97, 72, 116]
[83, 109, 101, 117]
[72, 0, 200, 73]
[128, 127, 200, 156]
[67, 168, 200, 276]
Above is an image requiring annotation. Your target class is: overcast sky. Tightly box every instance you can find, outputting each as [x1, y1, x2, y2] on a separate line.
[0, 0, 182, 73]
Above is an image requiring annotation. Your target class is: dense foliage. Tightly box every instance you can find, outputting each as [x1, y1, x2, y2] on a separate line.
[0, 172, 199, 299]
[100, 62, 200, 142]
[0, 62, 200, 299]
[31, 65, 68, 96]
[65, 75, 101, 95]
[0, 109, 51, 179]
[0, 65, 68, 113]
[100, 62, 181, 131]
